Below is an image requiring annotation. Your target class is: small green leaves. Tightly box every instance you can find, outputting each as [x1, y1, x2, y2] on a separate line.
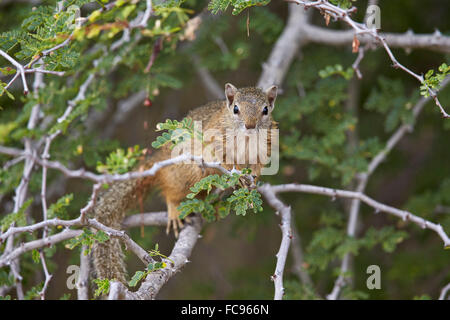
[178, 169, 262, 221]
[149, 243, 174, 264]
[227, 188, 262, 216]
[96, 145, 143, 174]
[151, 118, 201, 149]
[1, 198, 32, 232]
[0, 269, 14, 287]
[128, 270, 146, 287]
[306, 220, 408, 272]
[47, 194, 73, 219]
[420, 63, 450, 97]
[319, 64, 354, 80]
[208, 0, 270, 15]
[128, 243, 170, 287]
[0, 81, 15, 100]
[24, 282, 43, 300]
[32, 249, 41, 264]
[364, 76, 414, 132]
[329, 0, 356, 9]
[93, 278, 110, 297]
[65, 228, 110, 255]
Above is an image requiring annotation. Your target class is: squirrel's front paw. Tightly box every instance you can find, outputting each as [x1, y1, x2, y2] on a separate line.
[238, 175, 256, 189]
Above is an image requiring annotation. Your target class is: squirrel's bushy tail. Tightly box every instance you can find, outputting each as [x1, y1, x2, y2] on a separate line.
[92, 172, 156, 284]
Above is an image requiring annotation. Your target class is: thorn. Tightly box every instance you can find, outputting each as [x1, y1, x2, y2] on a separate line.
[433, 29, 442, 37]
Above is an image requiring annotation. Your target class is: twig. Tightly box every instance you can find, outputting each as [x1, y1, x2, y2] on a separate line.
[0, 49, 29, 94]
[132, 0, 153, 28]
[38, 250, 53, 300]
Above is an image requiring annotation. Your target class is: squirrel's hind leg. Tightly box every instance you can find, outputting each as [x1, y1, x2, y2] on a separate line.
[166, 200, 184, 237]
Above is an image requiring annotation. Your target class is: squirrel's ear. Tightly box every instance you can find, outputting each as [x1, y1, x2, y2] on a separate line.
[265, 85, 278, 108]
[225, 83, 237, 107]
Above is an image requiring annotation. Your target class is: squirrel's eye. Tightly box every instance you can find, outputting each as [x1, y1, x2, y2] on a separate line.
[233, 105, 239, 114]
[262, 106, 269, 115]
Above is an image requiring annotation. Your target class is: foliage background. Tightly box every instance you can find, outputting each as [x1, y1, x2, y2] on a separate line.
[0, 0, 449, 299]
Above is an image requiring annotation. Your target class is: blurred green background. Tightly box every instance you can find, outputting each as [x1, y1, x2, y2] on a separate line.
[0, 0, 449, 300]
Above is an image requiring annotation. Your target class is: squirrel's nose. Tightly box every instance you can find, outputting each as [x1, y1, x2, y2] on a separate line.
[245, 123, 256, 129]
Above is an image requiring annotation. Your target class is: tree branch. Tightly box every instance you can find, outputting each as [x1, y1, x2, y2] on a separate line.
[108, 216, 203, 300]
[258, 184, 292, 300]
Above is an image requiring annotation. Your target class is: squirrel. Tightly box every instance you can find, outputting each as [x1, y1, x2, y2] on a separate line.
[92, 83, 278, 284]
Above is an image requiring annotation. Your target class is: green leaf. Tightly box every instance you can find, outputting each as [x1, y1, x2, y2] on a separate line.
[93, 278, 110, 297]
[32, 249, 41, 264]
[128, 270, 146, 287]
[1, 198, 32, 232]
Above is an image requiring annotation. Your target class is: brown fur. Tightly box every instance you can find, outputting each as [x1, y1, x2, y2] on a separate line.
[92, 84, 278, 283]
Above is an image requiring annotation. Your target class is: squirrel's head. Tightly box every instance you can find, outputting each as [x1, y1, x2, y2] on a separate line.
[224, 83, 277, 131]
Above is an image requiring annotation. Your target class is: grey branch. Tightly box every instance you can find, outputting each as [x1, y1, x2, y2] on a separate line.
[261, 183, 450, 248]
[303, 25, 450, 54]
[257, 3, 310, 89]
[77, 245, 90, 300]
[122, 212, 168, 228]
[258, 184, 292, 300]
[0, 49, 29, 94]
[108, 215, 203, 300]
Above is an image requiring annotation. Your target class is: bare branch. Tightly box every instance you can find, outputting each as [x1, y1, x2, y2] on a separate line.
[0, 150, 231, 185]
[257, 3, 310, 89]
[261, 183, 450, 248]
[0, 217, 156, 268]
[108, 216, 203, 300]
[122, 212, 168, 228]
[38, 250, 53, 300]
[258, 184, 292, 300]
[303, 25, 450, 54]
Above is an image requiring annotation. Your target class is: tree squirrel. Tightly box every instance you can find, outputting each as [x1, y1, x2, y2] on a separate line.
[92, 83, 278, 283]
